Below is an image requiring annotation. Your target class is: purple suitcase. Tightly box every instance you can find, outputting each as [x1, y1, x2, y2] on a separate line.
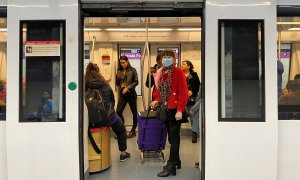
[137, 111, 167, 150]
[137, 111, 167, 163]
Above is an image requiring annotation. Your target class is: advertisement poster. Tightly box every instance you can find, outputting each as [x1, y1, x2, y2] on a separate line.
[25, 41, 61, 57]
[119, 48, 142, 95]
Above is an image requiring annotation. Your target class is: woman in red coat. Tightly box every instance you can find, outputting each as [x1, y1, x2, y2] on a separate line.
[150, 50, 188, 177]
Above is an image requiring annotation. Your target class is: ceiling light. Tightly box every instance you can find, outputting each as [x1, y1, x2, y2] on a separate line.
[177, 28, 202, 31]
[148, 28, 173, 31]
[105, 28, 173, 31]
[288, 28, 300, 31]
[105, 28, 145, 31]
[84, 28, 102, 31]
[277, 22, 300, 25]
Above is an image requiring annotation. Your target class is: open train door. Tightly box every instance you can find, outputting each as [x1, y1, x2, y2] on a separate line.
[204, 0, 278, 180]
[6, 1, 83, 180]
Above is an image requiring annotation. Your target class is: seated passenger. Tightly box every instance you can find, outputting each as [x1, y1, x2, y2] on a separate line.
[282, 74, 300, 96]
[279, 80, 300, 105]
[27, 91, 53, 121]
[85, 62, 130, 162]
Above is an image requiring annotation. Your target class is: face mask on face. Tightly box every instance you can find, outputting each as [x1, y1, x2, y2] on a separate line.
[162, 57, 173, 67]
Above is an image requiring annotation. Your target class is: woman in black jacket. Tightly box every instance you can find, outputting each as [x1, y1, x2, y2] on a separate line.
[116, 55, 139, 138]
[181, 60, 200, 143]
[85, 63, 130, 162]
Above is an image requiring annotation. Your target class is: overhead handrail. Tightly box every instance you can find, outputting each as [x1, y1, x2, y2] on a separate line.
[90, 36, 96, 63]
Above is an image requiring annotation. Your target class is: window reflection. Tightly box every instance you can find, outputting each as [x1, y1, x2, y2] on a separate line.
[277, 17, 300, 120]
[20, 21, 65, 122]
[219, 20, 265, 121]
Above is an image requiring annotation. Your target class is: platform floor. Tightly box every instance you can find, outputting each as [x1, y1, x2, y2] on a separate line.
[89, 130, 201, 180]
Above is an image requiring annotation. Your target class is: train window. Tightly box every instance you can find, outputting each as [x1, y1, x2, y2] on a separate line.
[19, 21, 66, 122]
[218, 20, 265, 122]
[277, 17, 300, 120]
[0, 18, 6, 120]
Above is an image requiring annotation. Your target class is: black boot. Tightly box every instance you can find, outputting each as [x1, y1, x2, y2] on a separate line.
[158, 161, 176, 177]
[163, 160, 181, 169]
[192, 132, 197, 143]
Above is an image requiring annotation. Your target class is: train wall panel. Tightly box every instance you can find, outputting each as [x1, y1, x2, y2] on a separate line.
[6, 0, 80, 180]
[278, 121, 300, 180]
[0, 122, 7, 180]
[205, 0, 278, 180]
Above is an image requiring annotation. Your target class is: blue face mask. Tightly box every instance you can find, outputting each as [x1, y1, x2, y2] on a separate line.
[162, 57, 173, 67]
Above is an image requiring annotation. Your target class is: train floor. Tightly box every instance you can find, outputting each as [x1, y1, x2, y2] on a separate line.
[89, 129, 201, 180]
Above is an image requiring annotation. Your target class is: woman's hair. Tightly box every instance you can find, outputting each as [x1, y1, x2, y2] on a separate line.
[85, 62, 109, 88]
[160, 50, 175, 59]
[182, 60, 194, 71]
[118, 55, 132, 70]
[156, 53, 162, 64]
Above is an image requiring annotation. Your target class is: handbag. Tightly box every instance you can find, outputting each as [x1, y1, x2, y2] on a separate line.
[188, 96, 196, 105]
[155, 103, 168, 122]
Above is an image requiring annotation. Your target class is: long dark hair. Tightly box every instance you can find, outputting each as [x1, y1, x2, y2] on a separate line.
[85, 62, 109, 91]
[118, 55, 132, 70]
[182, 60, 195, 73]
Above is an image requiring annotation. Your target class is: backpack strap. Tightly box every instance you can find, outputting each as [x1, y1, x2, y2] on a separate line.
[88, 128, 102, 154]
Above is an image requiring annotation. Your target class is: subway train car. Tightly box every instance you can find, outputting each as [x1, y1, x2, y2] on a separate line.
[0, 0, 300, 180]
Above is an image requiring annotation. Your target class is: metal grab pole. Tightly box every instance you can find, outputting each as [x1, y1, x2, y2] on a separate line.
[141, 18, 151, 111]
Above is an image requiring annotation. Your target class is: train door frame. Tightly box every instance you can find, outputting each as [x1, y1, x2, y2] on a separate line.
[0, 5, 7, 180]
[79, 1, 204, 180]
[277, 3, 300, 180]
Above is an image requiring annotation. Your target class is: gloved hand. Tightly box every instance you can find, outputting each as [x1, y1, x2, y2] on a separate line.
[175, 111, 182, 120]
[150, 101, 158, 109]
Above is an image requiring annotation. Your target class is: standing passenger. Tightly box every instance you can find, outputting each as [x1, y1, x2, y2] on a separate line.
[181, 60, 200, 143]
[116, 56, 139, 138]
[85, 63, 130, 162]
[150, 50, 188, 177]
[145, 53, 162, 101]
[277, 60, 284, 97]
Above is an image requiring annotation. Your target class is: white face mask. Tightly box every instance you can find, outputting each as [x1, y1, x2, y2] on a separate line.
[162, 57, 173, 67]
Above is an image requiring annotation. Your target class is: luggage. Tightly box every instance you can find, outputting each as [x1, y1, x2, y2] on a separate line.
[137, 110, 167, 163]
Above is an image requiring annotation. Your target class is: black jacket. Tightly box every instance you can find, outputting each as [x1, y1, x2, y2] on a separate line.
[116, 66, 139, 90]
[186, 71, 201, 99]
[86, 79, 115, 120]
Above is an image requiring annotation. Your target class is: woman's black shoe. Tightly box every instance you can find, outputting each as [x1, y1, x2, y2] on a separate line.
[158, 161, 176, 177]
[192, 132, 197, 143]
[127, 131, 136, 138]
[163, 160, 181, 169]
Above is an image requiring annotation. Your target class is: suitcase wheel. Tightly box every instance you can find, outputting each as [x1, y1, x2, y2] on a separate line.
[140, 151, 145, 163]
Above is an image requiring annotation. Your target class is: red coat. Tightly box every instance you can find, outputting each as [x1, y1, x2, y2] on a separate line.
[153, 67, 188, 112]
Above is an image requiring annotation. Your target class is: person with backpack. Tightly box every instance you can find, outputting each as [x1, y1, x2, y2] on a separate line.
[85, 62, 130, 162]
[116, 55, 139, 138]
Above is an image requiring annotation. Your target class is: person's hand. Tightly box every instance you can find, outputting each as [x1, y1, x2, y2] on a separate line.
[150, 101, 158, 109]
[175, 111, 182, 120]
[116, 71, 123, 78]
[122, 87, 128, 94]
[189, 110, 194, 117]
[188, 90, 193, 97]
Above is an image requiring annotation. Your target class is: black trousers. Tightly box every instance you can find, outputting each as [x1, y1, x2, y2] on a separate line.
[165, 109, 182, 163]
[116, 90, 138, 131]
[110, 114, 127, 151]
